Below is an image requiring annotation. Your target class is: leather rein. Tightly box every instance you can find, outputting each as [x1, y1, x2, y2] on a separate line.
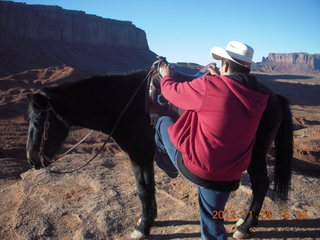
[38, 66, 157, 174]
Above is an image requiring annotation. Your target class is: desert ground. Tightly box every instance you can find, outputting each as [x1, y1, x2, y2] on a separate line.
[0, 66, 319, 239]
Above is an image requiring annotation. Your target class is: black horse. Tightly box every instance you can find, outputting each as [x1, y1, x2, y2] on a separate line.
[26, 60, 293, 239]
[26, 71, 156, 239]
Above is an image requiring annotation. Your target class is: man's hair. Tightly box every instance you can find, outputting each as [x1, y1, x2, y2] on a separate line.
[222, 58, 250, 74]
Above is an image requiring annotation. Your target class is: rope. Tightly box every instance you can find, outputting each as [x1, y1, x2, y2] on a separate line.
[55, 129, 95, 159]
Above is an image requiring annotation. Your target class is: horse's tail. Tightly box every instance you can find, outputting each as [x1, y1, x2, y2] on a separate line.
[273, 94, 293, 201]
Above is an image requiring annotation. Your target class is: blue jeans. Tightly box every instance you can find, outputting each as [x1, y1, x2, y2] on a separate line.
[155, 116, 231, 240]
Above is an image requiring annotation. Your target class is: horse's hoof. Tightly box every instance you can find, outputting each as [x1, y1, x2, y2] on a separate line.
[233, 230, 250, 239]
[236, 217, 245, 226]
[131, 229, 146, 239]
[136, 218, 142, 226]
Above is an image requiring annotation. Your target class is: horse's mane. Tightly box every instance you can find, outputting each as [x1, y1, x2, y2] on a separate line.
[27, 70, 149, 128]
[40, 70, 149, 107]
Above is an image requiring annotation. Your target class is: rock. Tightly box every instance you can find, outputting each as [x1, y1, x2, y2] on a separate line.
[256, 53, 320, 74]
[0, 1, 157, 76]
[4, 155, 140, 240]
[0, 1, 148, 49]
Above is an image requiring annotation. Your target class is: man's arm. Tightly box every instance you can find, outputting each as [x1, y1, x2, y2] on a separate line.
[160, 64, 206, 111]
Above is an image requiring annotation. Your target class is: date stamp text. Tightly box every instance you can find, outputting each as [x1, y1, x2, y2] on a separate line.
[212, 210, 309, 220]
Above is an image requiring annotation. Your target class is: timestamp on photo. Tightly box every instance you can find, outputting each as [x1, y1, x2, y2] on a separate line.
[212, 209, 309, 220]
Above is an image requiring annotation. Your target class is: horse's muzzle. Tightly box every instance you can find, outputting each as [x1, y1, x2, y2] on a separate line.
[26, 150, 42, 169]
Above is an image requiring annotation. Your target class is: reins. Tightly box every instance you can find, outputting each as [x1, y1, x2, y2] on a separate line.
[40, 68, 155, 174]
[57, 129, 95, 158]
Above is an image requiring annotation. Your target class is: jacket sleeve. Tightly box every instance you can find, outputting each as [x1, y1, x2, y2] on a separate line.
[160, 75, 206, 111]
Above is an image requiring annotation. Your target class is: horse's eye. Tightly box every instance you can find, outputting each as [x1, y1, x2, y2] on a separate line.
[32, 120, 41, 128]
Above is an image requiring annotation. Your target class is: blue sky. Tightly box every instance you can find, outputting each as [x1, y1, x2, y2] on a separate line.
[10, 0, 320, 65]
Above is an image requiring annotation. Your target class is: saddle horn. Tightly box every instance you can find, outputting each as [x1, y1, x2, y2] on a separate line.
[151, 56, 169, 70]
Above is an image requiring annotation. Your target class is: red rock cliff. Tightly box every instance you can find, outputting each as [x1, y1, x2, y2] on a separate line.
[0, 1, 156, 76]
[0, 1, 149, 49]
[257, 53, 320, 74]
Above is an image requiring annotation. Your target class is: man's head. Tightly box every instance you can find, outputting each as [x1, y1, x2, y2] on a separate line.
[210, 41, 254, 75]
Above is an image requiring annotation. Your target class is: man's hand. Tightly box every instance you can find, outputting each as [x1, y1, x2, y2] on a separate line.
[208, 63, 220, 75]
[159, 63, 174, 77]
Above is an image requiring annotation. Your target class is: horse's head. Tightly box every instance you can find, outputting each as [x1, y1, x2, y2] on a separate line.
[26, 92, 69, 169]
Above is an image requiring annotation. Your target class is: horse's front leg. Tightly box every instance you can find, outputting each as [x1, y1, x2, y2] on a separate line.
[130, 157, 157, 239]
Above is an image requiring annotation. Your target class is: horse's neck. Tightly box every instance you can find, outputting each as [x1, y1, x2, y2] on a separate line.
[50, 73, 146, 133]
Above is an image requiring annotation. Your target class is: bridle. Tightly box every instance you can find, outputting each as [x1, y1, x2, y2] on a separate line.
[38, 100, 69, 170]
[36, 65, 157, 174]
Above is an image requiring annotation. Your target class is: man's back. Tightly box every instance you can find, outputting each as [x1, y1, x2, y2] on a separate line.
[161, 73, 269, 181]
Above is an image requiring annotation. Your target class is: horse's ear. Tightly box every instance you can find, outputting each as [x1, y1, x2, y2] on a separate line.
[26, 93, 34, 102]
[26, 93, 35, 103]
[26, 93, 48, 109]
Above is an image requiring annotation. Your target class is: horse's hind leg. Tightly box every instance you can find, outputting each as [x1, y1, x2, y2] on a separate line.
[234, 112, 280, 238]
[233, 151, 270, 238]
[130, 155, 157, 239]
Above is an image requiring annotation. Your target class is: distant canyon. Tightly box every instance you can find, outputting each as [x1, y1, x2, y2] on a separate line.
[0, 1, 319, 76]
[0, 1, 156, 76]
[254, 53, 320, 74]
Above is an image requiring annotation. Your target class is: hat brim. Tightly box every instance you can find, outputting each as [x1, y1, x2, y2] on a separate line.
[210, 46, 254, 65]
[210, 47, 230, 61]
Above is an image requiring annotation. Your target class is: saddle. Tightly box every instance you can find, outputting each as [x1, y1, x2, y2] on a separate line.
[147, 56, 209, 126]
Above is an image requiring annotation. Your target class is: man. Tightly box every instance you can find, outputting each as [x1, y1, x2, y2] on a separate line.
[155, 41, 269, 240]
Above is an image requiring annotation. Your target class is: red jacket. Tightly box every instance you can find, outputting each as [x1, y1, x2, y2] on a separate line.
[161, 74, 269, 181]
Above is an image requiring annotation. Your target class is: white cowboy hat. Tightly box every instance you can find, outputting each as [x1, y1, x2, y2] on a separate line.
[210, 41, 254, 67]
